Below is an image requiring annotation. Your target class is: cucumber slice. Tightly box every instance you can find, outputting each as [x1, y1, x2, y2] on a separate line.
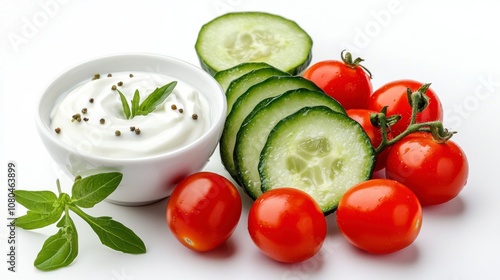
[226, 67, 289, 116]
[195, 12, 313, 76]
[234, 89, 345, 199]
[220, 75, 322, 182]
[214, 62, 273, 92]
[259, 106, 375, 214]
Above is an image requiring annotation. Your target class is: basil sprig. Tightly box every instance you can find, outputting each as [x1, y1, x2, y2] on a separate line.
[13, 172, 146, 271]
[117, 81, 177, 119]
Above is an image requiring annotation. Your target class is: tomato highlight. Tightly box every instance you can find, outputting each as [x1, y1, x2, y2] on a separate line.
[247, 187, 327, 263]
[166, 172, 242, 252]
[385, 132, 469, 205]
[303, 51, 372, 110]
[368, 79, 443, 136]
[336, 179, 422, 254]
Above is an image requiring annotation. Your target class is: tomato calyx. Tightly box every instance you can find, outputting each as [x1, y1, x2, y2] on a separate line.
[407, 83, 431, 119]
[341, 49, 373, 79]
[372, 83, 455, 154]
[369, 106, 400, 129]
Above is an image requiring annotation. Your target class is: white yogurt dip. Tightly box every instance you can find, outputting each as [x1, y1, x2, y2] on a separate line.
[50, 72, 210, 158]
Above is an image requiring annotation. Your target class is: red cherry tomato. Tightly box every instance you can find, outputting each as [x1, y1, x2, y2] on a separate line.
[166, 172, 242, 252]
[303, 52, 372, 110]
[385, 132, 469, 206]
[368, 80, 443, 136]
[336, 179, 422, 254]
[247, 187, 327, 263]
[347, 109, 392, 171]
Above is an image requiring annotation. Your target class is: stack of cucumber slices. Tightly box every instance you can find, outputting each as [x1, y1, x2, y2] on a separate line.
[196, 12, 375, 214]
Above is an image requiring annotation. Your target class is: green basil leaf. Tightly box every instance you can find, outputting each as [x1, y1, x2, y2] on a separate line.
[71, 172, 122, 208]
[14, 190, 57, 213]
[70, 206, 145, 254]
[139, 81, 177, 114]
[117, 89, 131, 119]
[131, 89, 140, 118]
[134, 110, 149, 117]
[34, 214, 78, 271]
[14, 204, 64, 230]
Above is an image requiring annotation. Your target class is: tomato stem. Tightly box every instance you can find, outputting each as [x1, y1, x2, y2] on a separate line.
[373, 84, 455, 154]
[408, 83, 431, 125]
[341, 50, 373, 79]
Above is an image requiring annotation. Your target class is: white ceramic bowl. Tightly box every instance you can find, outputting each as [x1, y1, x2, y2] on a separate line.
[36, 53, 226, 206]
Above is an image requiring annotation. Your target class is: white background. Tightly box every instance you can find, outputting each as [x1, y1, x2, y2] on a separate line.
[1, 0, 500, 279]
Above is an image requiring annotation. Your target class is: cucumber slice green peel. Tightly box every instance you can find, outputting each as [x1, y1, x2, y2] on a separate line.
[225, 67, 289, 116]
[195, 11, 313, 76]
[234, 89, 345, 199]
[220, 76, 323, 182]
[259, 106, 375, 215]
[214, 62, 274, 92]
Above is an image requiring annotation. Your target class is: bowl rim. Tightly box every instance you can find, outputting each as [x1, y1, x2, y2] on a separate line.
[35, 52, 226, 163]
